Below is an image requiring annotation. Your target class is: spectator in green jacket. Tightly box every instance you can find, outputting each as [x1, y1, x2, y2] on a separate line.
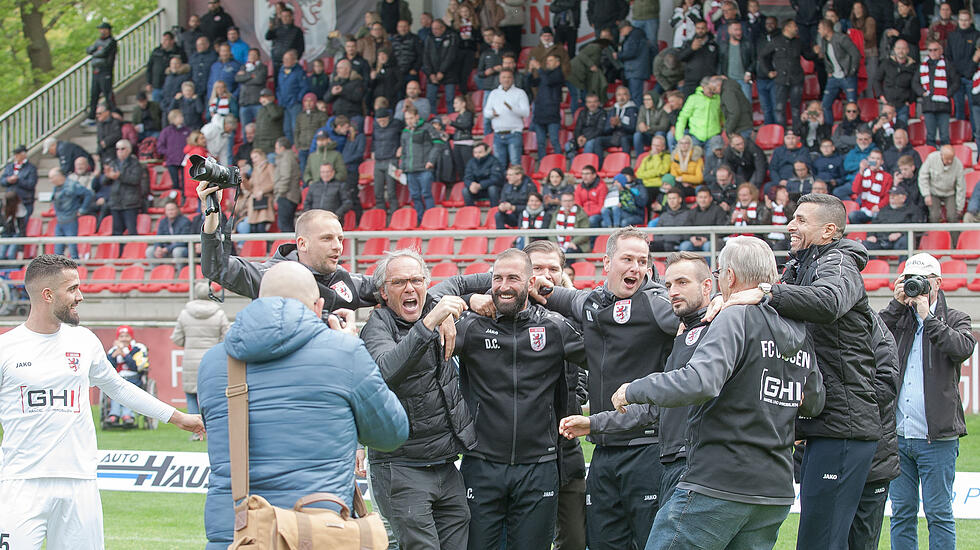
[674, 76, 724, 152]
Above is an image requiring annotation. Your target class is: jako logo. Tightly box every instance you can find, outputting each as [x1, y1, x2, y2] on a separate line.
[643, 495, 657, 501]
[15, 361, 31, 368]
[823, 473, 839, 480]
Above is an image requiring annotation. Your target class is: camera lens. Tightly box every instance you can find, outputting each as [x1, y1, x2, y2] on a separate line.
[903, 275, 926, 298]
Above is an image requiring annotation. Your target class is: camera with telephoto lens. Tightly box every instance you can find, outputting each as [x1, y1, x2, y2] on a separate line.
[903, 275, 929, 298]
[188, 155, 241, 215]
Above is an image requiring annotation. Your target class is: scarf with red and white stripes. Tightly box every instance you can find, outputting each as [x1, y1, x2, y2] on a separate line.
[769, 203, 788, 240]
[521, 209, 546, 230]
[209, 96, 232, 116]
[859, 168, 888, 211]
[554, 206, 578, 245]
[921, 57, 950, 102]
[733, 201, 758, 237]
[972, 67, 980, 95]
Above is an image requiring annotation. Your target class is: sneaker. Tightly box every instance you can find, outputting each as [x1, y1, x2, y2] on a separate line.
[107, 415, 119, 425]
[122, 415, 135, 426]
[81, 118, 96, 127]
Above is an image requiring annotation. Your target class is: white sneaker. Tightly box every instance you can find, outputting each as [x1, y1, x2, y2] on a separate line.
[81, 118, 96, 127]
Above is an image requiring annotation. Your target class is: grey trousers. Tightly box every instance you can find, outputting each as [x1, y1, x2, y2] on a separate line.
[370, 461, 470, 550]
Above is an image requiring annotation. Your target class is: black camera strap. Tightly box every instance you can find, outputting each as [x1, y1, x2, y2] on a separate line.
[208, 186, 245, 304]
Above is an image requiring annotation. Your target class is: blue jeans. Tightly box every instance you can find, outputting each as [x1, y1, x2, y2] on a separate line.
[890, 437, 958, 550]
[533, 123, 561, 160]
[679, 239, 710, 252]
[736, 80, 752, 102]
[849, 209, 874, 224]
[567, 83, 585, 115]
[405, 171, 435, 222]
[626, 79, 646, 108]
[239, 104, 260, 128]
[587, 214, 602, 227]
[425, 80, 455, 109]
[151, 88, 163, 104]
[756, 79, 776, 125]
[822, 76, 858, 123]
[634, 132, 653, 155]
[185, 392, 200, 414]
[633, 18, 660, 59]
[462, 182, 501, 206]
[645, 488, 790, 550]
[833, 183, 855, 201]
[54, 219, 79, 258]
[923, 112, 951, 147]
[601, 206, 622, 227]
[955, 78, 973, 121]
[896, 104, 910, 123]
[493, 132, 523, 167]
[283, 103, 301, 142]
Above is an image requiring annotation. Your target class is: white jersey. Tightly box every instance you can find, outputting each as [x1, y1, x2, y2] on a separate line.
[0, 324, 175, 480]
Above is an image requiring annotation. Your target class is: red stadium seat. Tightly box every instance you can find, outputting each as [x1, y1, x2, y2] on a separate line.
[518, 47, 532, 69]
[918, 230, 952, 254]
[136, 213, 152, 235]
[139, 265, 176, 293]
[150, 167, 171, 191]
[842, 200, 859, 217]
[802, 75, 820, 100]
[954, 231, 980, 259]
[430, 182, 446, 206]
[861, 259, 891, 291]
[363, 116, 374, 136]
[953, 144, 973, 167]
[358, 209, 387, 231]
[592, 235, 610, 259]
[452, 206, 482, 230]
[82, 265, 115, 293]
[442, 183, 465, 207]
[570, 262, 597, 289]
[359, 158, 375, 184]
[464, 262, 491, 275]
[950, 120, 971, 145]
[361, 237, 390, 258]
[966, 171, 980, 198]
[941, 260, 968, 291]
[458, 236, 489, 259]
[968, 263, 980, 291]
[907, 120, 926, 146]
[359, 186, 377, 210]
[800, 57, 815, 74]
[652, 261, 667, 280]
[599, 152, 631, 178]
[111, 265, 145, 293]
[425, 236, 455, 261]
[469, 90, 484, 111]
[182, 197, 199, 214]
[419, 207, 449, 230]
[92, 242, 120, 264]
[77, 215, 97, 236]
[523, 132, 537, 153]
[118, 242, 147, 265]
[397, 183, 412, 208]
[845, 232, 867, 241]
[569, 153, 599, 177]
[96, 216, 113, 236]
[755, 124, 784, 150]
[395, 237, 423, 252]
[492, 236, 516, 254]
[388, 207, 418, 231]
[238, 240, 269, 259]
[429, 262, 459, 284]
[857, 98, 879, 122]
[914, 145, 936, 163]
[474, 113, 485, 135]
[41, 220, 58, 254]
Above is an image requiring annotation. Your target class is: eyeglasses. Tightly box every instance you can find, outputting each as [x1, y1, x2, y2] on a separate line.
[711, 268, 722, 278]
[928, 47, 941, 52]
[386, 277, 426, 288]
[845, 109, 858, 113]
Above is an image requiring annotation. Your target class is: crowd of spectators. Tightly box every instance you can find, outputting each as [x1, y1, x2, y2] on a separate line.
[7, 0, 980, 261]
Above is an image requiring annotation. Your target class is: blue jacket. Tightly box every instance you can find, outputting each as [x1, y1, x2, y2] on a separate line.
[207, 58, 242, 98]
[463, 155, 504, 189]
[51, 180, 94, 223]
[308, 117, 349, 153]
[843, 144, 876, 182]
[198, 297, 408, 550]
[1, 160, 37, 205]
[156, 214, 193, 252]
[228, 39, 249, 65]
[812, 153, 844, 187]
[620, 27, 651, 81]
[768, 145, 811, 182]
[530, 67, 565, 126]
[276, 65, 309, 108]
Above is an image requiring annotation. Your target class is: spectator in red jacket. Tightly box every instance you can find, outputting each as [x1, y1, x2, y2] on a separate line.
[574, 165, 607, 227]
[846, 149, 893, 224]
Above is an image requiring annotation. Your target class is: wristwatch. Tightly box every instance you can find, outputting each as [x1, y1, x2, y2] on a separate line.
[758, 283, 773, 301]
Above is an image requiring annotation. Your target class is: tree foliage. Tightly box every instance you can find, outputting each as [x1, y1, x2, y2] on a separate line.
[0, 0, 156, 114]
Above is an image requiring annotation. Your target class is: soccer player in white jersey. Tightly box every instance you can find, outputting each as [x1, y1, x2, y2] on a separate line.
[0, 255, 205, 549]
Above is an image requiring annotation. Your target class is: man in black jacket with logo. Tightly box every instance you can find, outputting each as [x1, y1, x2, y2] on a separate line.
[530, 227, 680, 550]
[880, 253, 975, 550]
[719, 193, 880, 550]
[360, 249, 478, 550]
[455, 249, 586, 550]
[616, 236, 824, 550]
[560, 251, 717, 506]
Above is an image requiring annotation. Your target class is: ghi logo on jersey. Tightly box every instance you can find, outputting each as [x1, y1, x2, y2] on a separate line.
[20, 385, 83, 413]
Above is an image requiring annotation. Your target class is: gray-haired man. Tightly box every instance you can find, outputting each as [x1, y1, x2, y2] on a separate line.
[359, 250, 484, 549]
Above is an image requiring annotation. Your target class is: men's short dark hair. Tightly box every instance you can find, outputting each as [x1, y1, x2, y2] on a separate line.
[798, 193, 846, 239]
[582, 165, 597, 174]
[666, 251, 711, 282]
[163, 31, 174, 39]
[524, 240, 566, 269]
[25, 254, 78, 295]
[473, 142, 488, 151]
[164, 198, 179, 208]
[528, 191, 544, 203]
[276, 136, 292, 149]
[495, 248, 533, 277]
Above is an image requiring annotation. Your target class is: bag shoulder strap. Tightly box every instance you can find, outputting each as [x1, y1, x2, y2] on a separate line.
[226, 356, 250, 503]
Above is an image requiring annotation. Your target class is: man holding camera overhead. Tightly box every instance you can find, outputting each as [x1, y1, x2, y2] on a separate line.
[879, 253, 975, 550]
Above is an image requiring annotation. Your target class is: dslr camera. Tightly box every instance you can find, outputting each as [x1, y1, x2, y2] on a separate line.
[188, 155, 241, 214]
[902, 275, 930, 298]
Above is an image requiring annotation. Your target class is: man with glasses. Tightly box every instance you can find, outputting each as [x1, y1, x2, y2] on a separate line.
[880, 254, 974, 550]
[718, 193, 879, 549]
[360, 249, 482, 549]
[103, 139, 145, 237]
[915, 41, 960, 148]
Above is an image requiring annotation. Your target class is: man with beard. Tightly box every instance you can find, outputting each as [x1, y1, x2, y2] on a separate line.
[0, 255, 204, 549]
[360, 249, 479, 549]
[559, 251, 715, 505]
[530, 227, 680, 550]
[718, 193, 879, 550]
[454, 249, 585, 549]
[677, 20, 719, 98]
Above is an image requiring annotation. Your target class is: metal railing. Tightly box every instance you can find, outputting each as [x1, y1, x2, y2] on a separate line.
[0, 7, 166, 161]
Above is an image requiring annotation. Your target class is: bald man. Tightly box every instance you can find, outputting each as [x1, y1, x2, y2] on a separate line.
[918, 146, 966, 223]
[0, 255, 204, 550]
[196, 259, 409, 549]
[198, 182, 491, 317]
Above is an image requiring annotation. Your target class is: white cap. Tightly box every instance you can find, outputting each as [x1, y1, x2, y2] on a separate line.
[902, 253, 942, 277]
